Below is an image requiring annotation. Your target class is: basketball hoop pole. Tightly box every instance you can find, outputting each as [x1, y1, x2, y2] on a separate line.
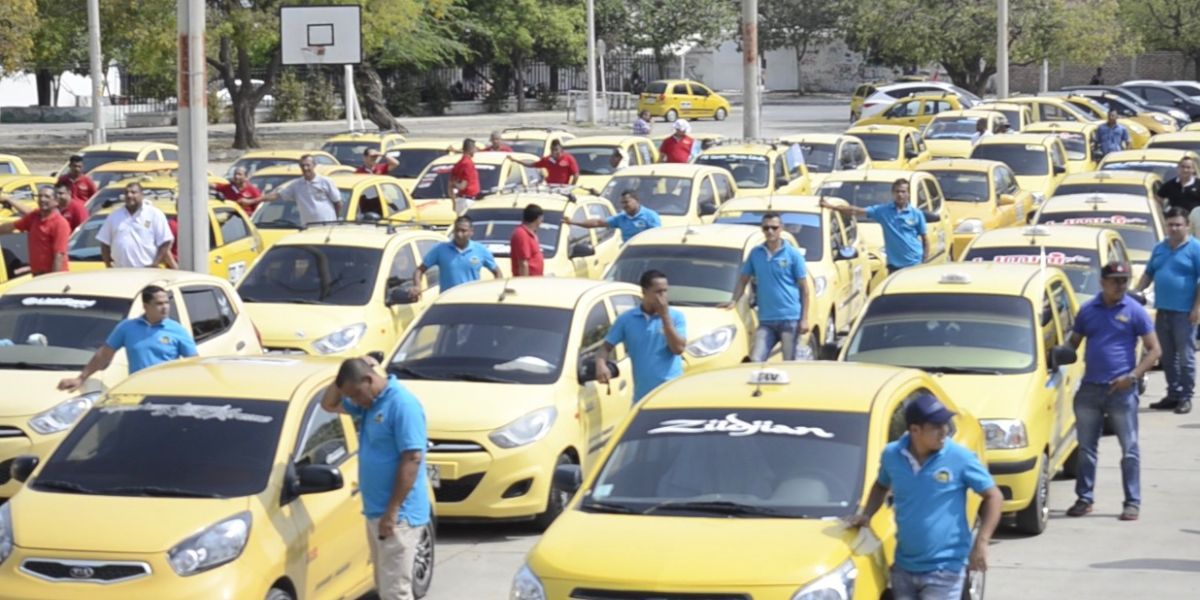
[176, 0, 209, 273]
[345, 65, 355, 132]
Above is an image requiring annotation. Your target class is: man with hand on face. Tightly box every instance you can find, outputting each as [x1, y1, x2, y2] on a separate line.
[723, 212, 810, 361]
[357, 148, 400, 175]
[321, 357, 429, 600]
[595, 269, 687, 403]
[0, 186, 71, 276]
[411, 215, 502, 298]
[96, 182, 176, 269]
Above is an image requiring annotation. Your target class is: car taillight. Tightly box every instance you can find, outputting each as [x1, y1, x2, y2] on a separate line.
[658, 94, 666, 102]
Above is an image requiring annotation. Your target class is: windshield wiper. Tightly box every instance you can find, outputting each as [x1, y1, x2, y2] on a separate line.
[580, 500, 637, 514]
[277, 298, 327, 305]
[642, 500, 780, 517]
[442, 372, 521, 384]
[388, 364, 441, 380]
[668, 300, 715, 307]
[101, 485, 225, 498]
[926, 366, 1004, 375]
[34, 479, 99, 494]
[0, 361, 75, 371]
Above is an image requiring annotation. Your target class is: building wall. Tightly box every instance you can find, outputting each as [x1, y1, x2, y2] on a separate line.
[1009, 52, 1199, 92]
[689, 39, 899, 93]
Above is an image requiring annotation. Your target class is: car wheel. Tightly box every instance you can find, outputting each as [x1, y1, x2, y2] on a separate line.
[665, 109, 679, 123]
[807, 328, 821, 360]
[533, 453, 574, 530]
[1014, 454, 1050, 535]
[265, 588, 294, 600]
[824, 316, 837, 348]
[714, 107, 727, 121]
[412, 518, 436, 598]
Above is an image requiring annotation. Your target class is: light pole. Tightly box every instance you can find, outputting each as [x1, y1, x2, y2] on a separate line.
[87, 0, 105, 144]
[176, 0, 209, 273]
[585, 0, 598, 124]
[742, 0, 760, 137]
[996, 0, 1009, 98]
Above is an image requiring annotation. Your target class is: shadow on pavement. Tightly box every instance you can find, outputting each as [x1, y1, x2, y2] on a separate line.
[1089, 558, 1200, 572]
[436, 520, 541, 544]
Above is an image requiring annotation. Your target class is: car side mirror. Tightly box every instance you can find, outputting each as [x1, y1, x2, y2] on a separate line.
[367, 351, 386, 364]
[905, 149, 919, 159]
[385, 285, 417, 306]
[569, 240, 595, 259]
[998, 194, 1016, 206]
[295, 463, 344, 495]
[699, 201, 718, 216]
[775, 179, 789, 190]
[1053, 165, 1066, 175]
[835, 245, 858, 260]
[578, 359, 620, 384]
[1049, 345, 1078, 370]
[1173, 97, 1183, 106]
[10, 455, 38, 483]
[818, 342, 840, 361]
[553, 463, 583, 495]
[922, 209, 941, 223]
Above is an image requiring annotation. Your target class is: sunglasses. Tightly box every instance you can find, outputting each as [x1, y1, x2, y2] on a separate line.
[761, 225, 781, 231]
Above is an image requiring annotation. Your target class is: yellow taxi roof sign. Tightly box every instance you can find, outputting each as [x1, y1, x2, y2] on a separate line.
[747, 368, 791, 385]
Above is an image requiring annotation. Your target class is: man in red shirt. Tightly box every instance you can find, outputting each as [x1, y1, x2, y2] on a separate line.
[510, 203, 545, 276]
[0, 186, 70, 275]
[659, 119, 695, 163]
[508, 140, 579, 186]
[356, 148, 400, 175]
[215, 167, 264, 215]
[449, 139, 481, 213]
[485, 131, 514, 152]
[54, 183, 89, 231]
[55, 154, 98, 204]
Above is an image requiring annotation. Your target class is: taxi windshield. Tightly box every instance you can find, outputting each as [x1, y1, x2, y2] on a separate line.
[1053, 133, 1089, 160]
[930, 171, 990, 202]
[389, 304, 572, 385]
[467, 208, 562, 258]
[248, 174, 299, 194]
[388, 149, 449, 179]
[85, 187, 176, 214]
[970, 145, 1049, 176]
[251, 189, 354, 228]
[1100, 161, 1176, 180]
[507, 140, 544, 156]
[580, 408, 867, 518]
[816, 181, 892, 222]
[237, 244, 382, 306]
[0, 295, 130, 368]
[321, 141, 372, 165]
[795, 143, 835, 173]
[1036, 210, 1157, 258]
[412, 164, 502, 199]
[695, 154, 770, 188]
[714, 211, 824, 261]
[1053, 183, 1146, 197]
[602, 176, 694, 216]
[925, 118, 979, 140]
[854, 134, 900, 161]
[566, 146, 622, 175]
[1148, 141, 1200, 153]
[82, 151, 138, 173]
[229, 157, 295, 177]
[606, 245, 742, 306]
[964, 246, 1102, 296]
[845, 293, 1037, 373]
[36, 396, 286, 498]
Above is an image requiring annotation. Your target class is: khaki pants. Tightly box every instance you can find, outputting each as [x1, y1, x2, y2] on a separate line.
[366, 517, 421, 600]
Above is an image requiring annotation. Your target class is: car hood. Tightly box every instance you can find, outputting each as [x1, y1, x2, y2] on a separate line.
[401, 380, 560, 433]
[12, 489, 249, 553]
[575, 174, 614, 193]
[255, 227, 296, 249]
[1015, 175, 1054, 196]
[947, 201, 999, 224]
[244, 302, 363, 345]
[674, 306, 742, 345]
[532, 511, 854, 587]
[0, 368, 123, 418]
[927, 372, 1038, 420]
[925, 139, 973, 159]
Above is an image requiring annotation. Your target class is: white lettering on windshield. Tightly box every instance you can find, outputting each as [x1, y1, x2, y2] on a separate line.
[100, 402, 274, 423]
[647, 412, 834, 438]
[21, 297, 97, 310]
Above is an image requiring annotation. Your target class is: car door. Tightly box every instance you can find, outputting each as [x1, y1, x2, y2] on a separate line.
[414, 238, 441, 293]
[989, 166, 1020, 227]
[386, 241, 427, 339]
[1042, 279, 1075, 468]
[712, 171, 736, 205]
[838, 211, 871, 307]
[211, 206, 259, 283]
[179, 284, 249, 355]
[576, 300, 613, 470]
[379, 182, 411, 221]
[289, 395, 367, 600]
[914, 179, 944, 262]
[697, 176, 719, 222]
[566, 206, 595, 278]
[584, 201, 621, 277]
[827, 212, 855, 328]
[690, 83, 718, 115]
[355, 183, 385, 221]
[603, 293, 639, 413]
[883, 99, 921, 126]
[671, 82, 693, 117]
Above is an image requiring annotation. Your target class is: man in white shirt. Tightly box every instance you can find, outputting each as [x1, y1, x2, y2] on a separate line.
[257, 154, 343, 226]
[97, 182, 176, 269]
[970, 118, 991, 145]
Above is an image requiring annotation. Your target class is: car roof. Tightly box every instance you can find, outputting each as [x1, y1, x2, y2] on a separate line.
[564, 136, 647, 146]
[276, 225, 441, 249]
[846, 124, 918, 135]
[967, 224, 1110, 249]
[109, 355, 344, 401]
[929, 109, 1004, 120]
[391, 140, 458, 150]
[238, 149, 334, 159]
[976, 102, 1031, 111]
[623, 224, 765, 249]
[819, 169, 930, 183]
[1061, 170, 1160, 184]
[325, 132, 402, 143]
[779, 133, 858, 144]
[609, 163, 725, 178]
[250, 164, 354, 177]
[1147, 132, 1200, 143]
[716, 195, 834, 214]
[0, 174, 54, 187]
[701, 143, 779, 155]
[974, 133, 1059, 147]
[80, 141, 176, 153]
[428, 151, 539, 166]
[875, 262, 1052, 298]
[1041, 193, 1153, 212]
[1100, 148, 1198, 162]
[433, 278, 641, 309]
[325, 173, 400, 188]
[468, 192, 599, 213]
[917, 158, 1004, 173]
[877, 81, 960, 94]
[89, 160, 178, 172]
[7, 268, 229, 298]
[1024, 121, 1097, 133]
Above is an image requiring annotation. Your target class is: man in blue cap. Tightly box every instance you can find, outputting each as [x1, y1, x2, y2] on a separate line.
[846, 394, 1003, 600]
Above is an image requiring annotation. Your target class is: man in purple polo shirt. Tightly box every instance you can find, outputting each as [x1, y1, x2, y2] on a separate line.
[1066, 262, 1160, 522]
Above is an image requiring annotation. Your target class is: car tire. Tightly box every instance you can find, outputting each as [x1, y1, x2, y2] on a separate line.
[714, 107, 727, 121]
[533, 453, 574, 530]
[665, 109, 679, 123]
[412, 517, 436, 598]
[825, 316, 837, 348]
[1014, 454, 1050, 535]
[265, 588, 294, 600]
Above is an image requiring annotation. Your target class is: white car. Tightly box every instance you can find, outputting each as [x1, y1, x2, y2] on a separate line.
[855, 81, 981, 121]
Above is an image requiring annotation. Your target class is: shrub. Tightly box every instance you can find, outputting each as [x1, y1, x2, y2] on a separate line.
[271, 70, 304, 122]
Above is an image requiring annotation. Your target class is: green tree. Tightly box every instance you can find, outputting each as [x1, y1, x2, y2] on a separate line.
[624, 0, 737, 78]
[0, 0, 37, 74]
[26, 0, 86, 106]
[758, 0, 844, 93]
[1122, 0, 1200, 78]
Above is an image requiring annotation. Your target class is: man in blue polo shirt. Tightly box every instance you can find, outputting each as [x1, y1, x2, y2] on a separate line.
[723, 212, 811, 361]
[1067, 262, 1160, 521]
[1096, 109, 1131, 157]
[846, 394, 1003, 600]
[58, 284, 197, 392]
[566, 190, 661, 243]
[822, 178, 926, 273]
[1134, 207, 1200, 415]
[412, 215, 502, 298]
[321, 357, 428, 600]
[596, 269, 687, 402]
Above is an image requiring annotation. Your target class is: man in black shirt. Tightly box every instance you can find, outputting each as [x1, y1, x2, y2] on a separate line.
[1157, 157, 1200, 214]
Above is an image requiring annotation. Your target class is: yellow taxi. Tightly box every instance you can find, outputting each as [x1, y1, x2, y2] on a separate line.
[845, 124, 931, 170]
[385, 140, 459, 192]
[1032, 192, 1166, 272]
[501, 128, 577, 157]
[0, 269, 263, 501]
[920, 109, 1008, 159]
[246, 163, 356, 194]
[0, 235, 33, 292]
[251, 173, 454, 249]
[237, 223, 445, 356]
[383, 278, 641, 526]
[973, 101, 1033, 132]
[637, 79, 732, 122]
[320, 131, 407, 165]
[1184, 122, 1200, 132]
[226, 149, 339, 178]
[650, 132, 725, 151]
[411, 151, 544, 214]
[464, 191, 622, 279]
[777, 134, 871, 187]
[714, 196, 873, 347]
[1059, 89, 1180, 135]
[0, 154, 31, 175]
[988, 96, 1151, 148]
[1024, 121, 1101, 173]
[1046, 94, 1154, 148]
[917, 159, 1035, 257]
[0, 355, 436, 599]
[88, 160, 180, 190]
[1052, 170, 1162, 204]
[83, 175, 230, 215]
[961, 225, 1131, 303]
[969, 133, 1069, 204]
[842, 262, 1083, 534]
[563, 136, 660, 192]
[852, 93, 968, 128]
[57, 141, 179, 175]
[67, 198, 263, 283]
[695, 141, 813, 196]
[1146, 131, 1200, 154]
[1097, 148, 1200, 181]
[599, 164, 737, 228]
[516, 362, 987, 600]
[0, 175, 57, 210]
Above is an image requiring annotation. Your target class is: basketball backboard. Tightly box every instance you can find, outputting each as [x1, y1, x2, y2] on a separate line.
[280, 4, 362, 65]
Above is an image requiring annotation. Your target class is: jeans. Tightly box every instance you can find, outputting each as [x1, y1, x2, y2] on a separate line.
[1074, 383, 1141, 506]
[751, 320, 809, 362]
[890, 567, 966, 600]
[1156, 309, 1196, 401]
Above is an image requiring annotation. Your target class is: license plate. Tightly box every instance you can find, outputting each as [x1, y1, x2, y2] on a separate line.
[427, 464, 441, 489]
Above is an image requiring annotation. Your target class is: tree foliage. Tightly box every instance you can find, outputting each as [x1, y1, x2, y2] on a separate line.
[758, 0, 844, 93]
[623, 0, 737, 76]
[1122, 0, 1200, 77]
[0, 0, 38, 73]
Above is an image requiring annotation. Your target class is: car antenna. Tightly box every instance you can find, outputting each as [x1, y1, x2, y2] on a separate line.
[324, 223, 336, 244]
[497, 277, 517, 302]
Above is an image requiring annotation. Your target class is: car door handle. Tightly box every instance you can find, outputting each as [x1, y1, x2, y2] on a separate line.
[619, 381, 627, 391]
[236, 341, 245, 351]
[214, 256, 223, 263]
[351, 483, 360, 497]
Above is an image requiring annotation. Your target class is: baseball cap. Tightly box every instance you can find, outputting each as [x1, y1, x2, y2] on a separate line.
[672, 119, 691, 133]
[1101, 261, 1131, 279]
[904, 393, 957, 426]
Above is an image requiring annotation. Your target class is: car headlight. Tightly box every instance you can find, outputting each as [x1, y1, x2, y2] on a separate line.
[1151, 114, 1172, 126]
[489, 407, 557, 449]
[312, 323, 367, 355]
[1169, 109, 1190, 123]
[167, 512, 251, 576]
[812, 275, 828, 297]
[791, 558, 857, 600]
[955, 218, 983, 235]
[28, 392, 99, 435]
[982, 419, 1028, 449]
[0, 503, 12, 566]
[510, 564, 546, 600]
[685, 325, 737, 358]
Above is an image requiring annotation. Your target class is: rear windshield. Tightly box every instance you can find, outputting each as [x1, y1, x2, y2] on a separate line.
[1054, 183, 1147, 197]
[1148, 141, 1200, 153]
[82, 151, 138, 173]
[646, 81, 668, 95]
[970, 145, 1049, 176]
[964, 246, 1102, 296]
[388, 149, 449, 179]
[854, 134, 899, 161]
[815, 181, 892, 222]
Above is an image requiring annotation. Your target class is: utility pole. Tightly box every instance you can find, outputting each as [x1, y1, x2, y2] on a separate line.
[585, 0, 598, 125]
[1039, 59, 1049, 93]
[87, 0, 106, 144]
[177, 0, 209, 274]
[742, 0, 760, 137]
[996, 0, 1009, 98]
